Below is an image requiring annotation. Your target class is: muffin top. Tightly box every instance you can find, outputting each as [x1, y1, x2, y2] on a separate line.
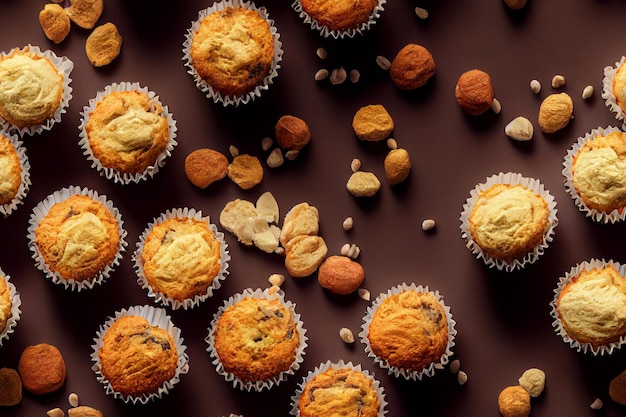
[367, 290, 448, 371]
[0, 52, 63, 128]
[85, 90, 170, 174]
[558, 266, 626, 347]
[213, 296, 300, 383]
[190, 7, 274, 97]
[612, 61, 626, 115]
[99, 315, 178, 397]
[300, 0, 377, 31]
[469, 184, 549, 262]
[141, 217, 222, 301]
[0, 135, 22, 206]
[572, 131, 626, 213]
[298, 367, 380, 417]
[0, 275, 12, 334]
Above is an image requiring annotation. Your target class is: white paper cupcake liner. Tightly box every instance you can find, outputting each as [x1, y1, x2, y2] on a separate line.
[133, 207, 230, 310]
[0, 270, 22, 347]
[290, 360, 388, 417]
[359, 283, 457, 381]
[562, 125, 626, 223]
[90, 304, 190, 404]
[550, 258, 626, 356]
[602, 57, 626, 130]
[26, 185, 128, 291]
[0, 129, 31, 217]
[182, 0, 283, 107]
[78, 81, 178, 184]
[0, 45, 73, 137]
[459, 172, 559, 272]
[206, 287, 308, 391]
[292, 0, 387, 39]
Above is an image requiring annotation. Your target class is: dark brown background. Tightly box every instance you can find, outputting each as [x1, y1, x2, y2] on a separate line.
[2, 0, 626, 416]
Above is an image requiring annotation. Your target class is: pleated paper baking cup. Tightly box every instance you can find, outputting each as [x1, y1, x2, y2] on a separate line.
[290, 360, 387, 417]
[562, 125, 626, 223]
[0, 45, 73, 137]
[206, 287, 307, 391]
[0, 270, 22, 348]
[182, 0, 283, 106]
[91, 305, 190, 404]
[133, 207, 230, 310]
[602, 56, 626, 129]
[550, 258, 626, 356]
[359, 283, 456, 381]
[26, 185, 128, 291]
[292, 0, 387, 39]
[78, 81, 178, 184]
[0, 129, 31, 217]
[459, 172, 558, 272]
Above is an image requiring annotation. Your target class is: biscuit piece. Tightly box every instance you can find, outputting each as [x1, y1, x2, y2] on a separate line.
[85, 22, 122, 67]
[518, 368, 545, 397]
[227, 154, 263, 190]
[0, 134, 22, 206]
[347, 171, 381, 197]
[39, 4, 71, 44]
[497, 385, 531, 417]
[285, 235, 328, 278]
[0, 367, 22, 406]
[390, 44, 436, 90]
[65, 0, 103, 29]
[352, 104, 394, 141]
[317, 255, 364, 294]
[184, 148, 229, 188]
[18, 343, 66, 395]
[300, 0, 377, 31]
[279, 202, 320, 246]
[455, 69, 494, 116]
[0, 275, 13, 334]
[384, 148, 411, 185]
[609, 370, 626, 405]
[67, 406, 104, 417]
[275, 115, 311, 151]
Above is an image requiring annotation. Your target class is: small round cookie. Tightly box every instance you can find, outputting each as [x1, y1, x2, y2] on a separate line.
[39, 4, 71, 44]
[609, 370, 626, 405]
[275, 115, 311, 151]
[85, 22, 122, 67]
[497, 385, 531, 417]
[455, 69, 494, 116]
[18, 343, 66, 395]
[352, 104, 394, 141]
[0, 368, 22, 406]
[390, 44, 436, 90]
[65, 0, 104, 29]
[184, 148, 228, 188]
[317, 255, 364, 294]
[227, 154, 263, 190]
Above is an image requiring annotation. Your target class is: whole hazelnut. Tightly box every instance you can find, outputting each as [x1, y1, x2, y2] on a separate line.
[275, 115, 311, 151]
[455, 69, 495, 116]
[390, 44, 436, 90]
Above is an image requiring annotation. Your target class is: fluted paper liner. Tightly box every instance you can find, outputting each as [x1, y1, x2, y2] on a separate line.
[602, 56, 626, 129]
[0, 270, 22, 347]
[0, 129, 31, 217]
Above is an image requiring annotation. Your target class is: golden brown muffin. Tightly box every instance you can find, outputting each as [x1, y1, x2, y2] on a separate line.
[184, 148, 229, 188]
[34, 194, 120, 282]
[300, 0, 377, 31]
[390, 43, 436, 90]
[99, 315, 178, 397]
[85, 90, 170, 175]
[469, 184, 549, 262]
[0, 51, 63, 128]
[18, 343, 66, 395]
[39, 4, 71, 44]
[141, 217, 223, 302]
[367, 290, 448, 371]
[0, 134, 22, 206]
[571, 131, 626, 213]
[0, 275, 12, 334]
[190, 7, 274, 97]
[213, 296, 300, 383]
[557, 265, 626, 348]
[612, 62, 626, 115]
[455, 69, 494, 116]
[298, 367, 380, 417]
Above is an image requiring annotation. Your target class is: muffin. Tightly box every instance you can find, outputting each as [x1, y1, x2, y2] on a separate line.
[183, 1, 282, 106]
[602, 56, 626, 125]
[551, 259, 626, 355]
[293, 0, 386, 38]
[0, 131, 30, 217]
[292, 361, 386, 417]
[134, 208, 230, 310]
[563, 126, 626, 223]
[360, 283, 456, 380]
[92, 305, 189, 404]
[79, 82, 177, 184]
[0, 45, 73, 136]
[0, 271, 21, 347]
[27, 186, 127, 290]
[460, 172, 558, 271]
[206, 288, 307, 391]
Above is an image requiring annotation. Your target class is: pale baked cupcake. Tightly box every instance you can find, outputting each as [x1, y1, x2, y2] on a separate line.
[183, 0, 283, 106]
[206, 288, 307, 391]
[27, 186, 127, 291]
[551, 259, 626, 355]
[459, 172, 558, 272]
[0, 269, 22, 347]
[0, 130, 30, 217]
[0, 45, 73, 136]
[91, 305, 189, 404]
[359, 283, 456, 380]
[602, 56, 626, 127]
[133, 208, 230, 310]
[291, 361, 387, 417]
[563, 126, 626, 223]
[78, 82, 178, 184]
[293, 0, 387, 39]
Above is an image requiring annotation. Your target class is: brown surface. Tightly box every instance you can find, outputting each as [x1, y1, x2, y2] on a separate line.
[1, 0, 626, 416]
